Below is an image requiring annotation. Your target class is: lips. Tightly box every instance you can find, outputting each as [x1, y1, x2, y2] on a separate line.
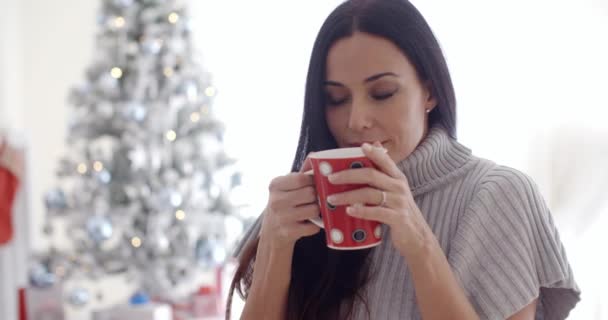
[347, 141, 387, 148]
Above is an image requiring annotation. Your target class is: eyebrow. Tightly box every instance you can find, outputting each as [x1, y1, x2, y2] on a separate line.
[324, 72, 399, 87]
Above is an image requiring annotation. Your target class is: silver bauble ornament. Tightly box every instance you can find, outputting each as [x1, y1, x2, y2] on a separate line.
[123, 101, 147, 122]
[141, 38, 163, 55]
[158, 188, 183, 209]
[95, 169, 112, 184]
[44, 188, 68, 211]
[28, 261, 56, 288]
[113, 0, 134, 8]
[67, 287, 90, 307]
[86, 216, 113, 244]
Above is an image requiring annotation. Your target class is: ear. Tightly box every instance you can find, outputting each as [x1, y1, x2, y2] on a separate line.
[423, 81, 437, 112]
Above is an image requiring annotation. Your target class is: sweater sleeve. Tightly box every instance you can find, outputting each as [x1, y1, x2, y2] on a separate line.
[448, 166, 580, 320]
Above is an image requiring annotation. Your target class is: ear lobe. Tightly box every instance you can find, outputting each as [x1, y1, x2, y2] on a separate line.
[423, 81, 437, 110]
[426, 96, 437, 111]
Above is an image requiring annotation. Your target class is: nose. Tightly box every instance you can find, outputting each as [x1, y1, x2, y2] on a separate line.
[347, 99, 373, 131]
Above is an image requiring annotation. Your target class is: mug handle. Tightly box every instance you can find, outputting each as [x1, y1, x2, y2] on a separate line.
[309, 216, 324, 228]
[303, 169, 325, 228]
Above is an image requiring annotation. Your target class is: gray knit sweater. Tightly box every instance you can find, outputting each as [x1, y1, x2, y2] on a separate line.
[235, 125, 580, 319]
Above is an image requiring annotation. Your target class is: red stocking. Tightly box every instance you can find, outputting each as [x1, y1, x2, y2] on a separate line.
[0, 141, 19, 245]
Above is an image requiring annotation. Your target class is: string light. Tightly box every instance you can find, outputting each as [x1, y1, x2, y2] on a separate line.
[93, 161, 103, 172]
[168, 12, 179, 24]
[190, 112, 200, 123]
[131, 236, 142, 248]
[175, 210, 186, 220]
[166, 130, 177, 141]
[110, 67, 123, 79]
[163, 67, 173, 78]
[77, 163, 88, 174]
[204, 86, 216, 97]
[114, 16, 125, 28]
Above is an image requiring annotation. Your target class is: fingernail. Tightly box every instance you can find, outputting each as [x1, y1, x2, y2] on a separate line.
[346, 206, 355, 215]
[327, 195, 336, 203]
[362, 143, 372, 152]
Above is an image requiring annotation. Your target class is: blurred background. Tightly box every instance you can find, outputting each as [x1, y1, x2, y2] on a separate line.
[1, 0, 607, 319]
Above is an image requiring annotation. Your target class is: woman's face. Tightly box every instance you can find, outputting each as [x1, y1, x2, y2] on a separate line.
[324, 32, 436, 162]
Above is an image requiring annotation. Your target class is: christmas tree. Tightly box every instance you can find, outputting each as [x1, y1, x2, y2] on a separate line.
[30, 0, 244, 306]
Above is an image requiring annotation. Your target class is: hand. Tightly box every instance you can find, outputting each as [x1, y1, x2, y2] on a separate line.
[260, 155, 322, 253]
[325, 142, 433, 259]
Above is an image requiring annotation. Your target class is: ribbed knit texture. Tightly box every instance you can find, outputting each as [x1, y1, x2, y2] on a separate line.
[235, 125, 580, 319]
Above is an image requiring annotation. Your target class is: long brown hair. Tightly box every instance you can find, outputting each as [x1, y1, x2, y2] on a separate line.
[226, 0, 456, 318]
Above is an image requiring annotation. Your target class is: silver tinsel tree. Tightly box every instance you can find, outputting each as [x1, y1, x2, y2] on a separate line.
[31, 0, 244, 304]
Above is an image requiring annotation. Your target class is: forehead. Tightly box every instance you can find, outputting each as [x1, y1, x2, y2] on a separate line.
[325, 32, 415, 82]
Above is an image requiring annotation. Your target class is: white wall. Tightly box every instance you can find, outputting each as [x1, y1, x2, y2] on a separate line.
[0, 0, 97, 252]
[20, 0, 97, 252]
[1, 1, 27, 319]
[1, 1, 99, 319]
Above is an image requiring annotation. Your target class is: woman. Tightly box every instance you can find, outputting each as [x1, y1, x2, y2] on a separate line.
[227, 0, 580, 319]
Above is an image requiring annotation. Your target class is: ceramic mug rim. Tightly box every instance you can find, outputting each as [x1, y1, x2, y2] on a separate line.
[308, 147, 364, 159]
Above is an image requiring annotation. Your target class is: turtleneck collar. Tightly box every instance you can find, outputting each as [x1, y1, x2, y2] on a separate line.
[395, 125, 477, 197]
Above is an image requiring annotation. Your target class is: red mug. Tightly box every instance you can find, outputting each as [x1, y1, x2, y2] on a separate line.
[305, 147, 383, 250]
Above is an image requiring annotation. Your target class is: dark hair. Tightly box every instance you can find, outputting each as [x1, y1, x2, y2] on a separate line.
[227, 0, 456, 319]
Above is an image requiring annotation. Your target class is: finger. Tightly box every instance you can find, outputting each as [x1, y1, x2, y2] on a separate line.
[287, 186, 317, 207]
[362, 142, 404, 179]
[290, 203, 321, 222]
[271, 186, 317, 211]
[269, 172, 314, 192]
[327, 187, 390, 207]
[328, 167, 398, 191]
[346, 205, 394, 225]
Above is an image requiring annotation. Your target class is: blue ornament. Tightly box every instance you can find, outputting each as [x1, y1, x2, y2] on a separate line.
[45, 188, 68, 211]
[159, 188, 183, 209]
[113, 0, 134, 8]
[129, 291, 149, 305]
[123, 102, 147, 122]
[141, 38, 163, 55]
[28, 262, 56, 288]
[67, 287, 90, 307]
[96, 170, 112, 184]
[86, 216, 113, 244]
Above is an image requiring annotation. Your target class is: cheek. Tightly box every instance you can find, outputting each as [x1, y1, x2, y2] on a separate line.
[384, 102, 427, 158]
[325, 107, 347, 136]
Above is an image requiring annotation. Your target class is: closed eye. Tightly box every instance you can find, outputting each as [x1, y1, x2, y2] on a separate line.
[372, 89, 398, 101]
[325, 94, 349, 106]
